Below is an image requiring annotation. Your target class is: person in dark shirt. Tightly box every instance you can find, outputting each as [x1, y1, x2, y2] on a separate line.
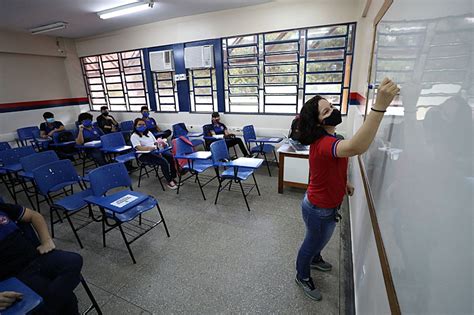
[75, 112, 106, 165]
[140, 106, 172, 139]
[0, 202, 82, 314]
[209, 112, 250, 157]
[39, 112, 65, 139]
[96, 106, 119, 134]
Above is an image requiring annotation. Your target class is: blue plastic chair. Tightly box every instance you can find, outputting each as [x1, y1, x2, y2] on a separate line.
[0, 141, 11, 151]
[33, 160, 95, 248]
[210, 140, 261, 211]
[174, 137, 215, 200]
[202, 124, 217, 150]
[120, 120, 134, 133]
[86, 163, 170, 263]
[17, 126, 40, 147]
[19, 151, 60, 211]
[242, 125, 278, 176]
[0, 277, 43, 314]
[0, 146, 36, 204]
[172, 123, 204, 148]
[100, 132, 135, 165]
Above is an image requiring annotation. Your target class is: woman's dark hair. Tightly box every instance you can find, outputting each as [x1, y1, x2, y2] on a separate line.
[140, 106, 149, 113]
[133, 118, 149, 137]
[100, 106, 108, 112]
[78, 112, 93, 123]
[43, 112, 54, 119]
[298, 95, 327, 145]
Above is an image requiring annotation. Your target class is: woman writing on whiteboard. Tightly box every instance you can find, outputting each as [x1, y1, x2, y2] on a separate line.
[294, 78, 399, 301]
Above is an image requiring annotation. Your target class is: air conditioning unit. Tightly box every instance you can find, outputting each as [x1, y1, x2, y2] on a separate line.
[184, 45, 214, 69]
[150, 50, 174, 72]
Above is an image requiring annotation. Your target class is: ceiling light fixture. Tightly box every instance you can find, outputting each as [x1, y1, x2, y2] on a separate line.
[97, 0, 155, 20]
[29, 22, 68, 35]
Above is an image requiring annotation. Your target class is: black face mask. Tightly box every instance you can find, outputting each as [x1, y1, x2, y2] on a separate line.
[102, 111, 109, 116]
[323, 109, 342, 126]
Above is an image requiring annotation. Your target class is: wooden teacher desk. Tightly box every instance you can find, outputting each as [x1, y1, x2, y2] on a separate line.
[277, 144, 309, 193]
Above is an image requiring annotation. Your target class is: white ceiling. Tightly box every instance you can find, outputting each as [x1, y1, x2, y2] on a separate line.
[0, 0, 272, 39]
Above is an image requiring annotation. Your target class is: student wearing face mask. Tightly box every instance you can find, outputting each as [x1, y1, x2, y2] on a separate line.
[75, 113, 107, 166]
[209, 112, 251, 157]
[294, 78, 399, 301]
[96, 106, 119, 134]
[39, 112, 65, 139]
[140, 106, 172, 139]
[130, 118, 178, 190]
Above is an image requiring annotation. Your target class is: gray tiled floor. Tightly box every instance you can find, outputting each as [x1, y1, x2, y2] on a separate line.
[1, 164, 345, 314]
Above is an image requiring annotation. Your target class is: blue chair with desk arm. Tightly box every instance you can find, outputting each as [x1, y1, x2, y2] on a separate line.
[32, 160, 98, 249]
[84, 163, 170, 264]
[174, 137, 216, 200]
[19, 150, 60, 211]
[210, 140, 263, 211]
[172, 123, 204, 148]
[242, 125, 280, 177]
[100, 132, 134, 163]
[0, 146, 36, 205]
[16, 126, 40, 147]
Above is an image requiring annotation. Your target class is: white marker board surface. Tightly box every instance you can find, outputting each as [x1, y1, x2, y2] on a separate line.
[363, 0, 473, 313]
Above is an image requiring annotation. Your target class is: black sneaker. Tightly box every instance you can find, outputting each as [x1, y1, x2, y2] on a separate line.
[295, 276, 322, 301]
[311, 256, 332, 272]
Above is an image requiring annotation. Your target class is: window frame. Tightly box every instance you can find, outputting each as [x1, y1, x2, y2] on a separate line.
[222, 22, 357, 115]
[81, 49, 149, 112]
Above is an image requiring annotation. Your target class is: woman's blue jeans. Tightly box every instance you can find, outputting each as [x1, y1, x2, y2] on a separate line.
[296, 195, 337, 280]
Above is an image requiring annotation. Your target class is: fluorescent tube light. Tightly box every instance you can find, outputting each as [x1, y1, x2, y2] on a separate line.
[29, 22, 68, 35]
[98, 1, 154, 20]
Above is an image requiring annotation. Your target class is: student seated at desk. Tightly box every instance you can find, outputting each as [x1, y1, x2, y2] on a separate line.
[75, 112, 107, 166]
[140, 106, 172, 139]
[39, 112, 65, 139]
[131, 118, 178, 190]
[0, 202, 82, 314]
[96, 106, 119, 134]
[210, 112, 250, 157]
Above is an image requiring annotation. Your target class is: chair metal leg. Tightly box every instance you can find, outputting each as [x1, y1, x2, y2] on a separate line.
[195, 173, 206, 200]
[138, 165, 144, 187]
[20, 179, 36, 210]
[252, 173, 261, 196]
[214, 179, 222, 205]
[263, 153, 272, 176]
[238, 180, 251, 211]
[156, 204, 170, 237]
[64, 211, 84, 249]
[80, 276, 103, 315]
[118, 224, 136, 264]
[1, 175, 15, 201]
[101, 216, 106, 247]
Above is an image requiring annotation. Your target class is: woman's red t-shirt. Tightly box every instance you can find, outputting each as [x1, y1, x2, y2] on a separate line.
[307, 134, 348, 208]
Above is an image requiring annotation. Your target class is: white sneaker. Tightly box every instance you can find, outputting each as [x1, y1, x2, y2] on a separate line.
[166, 181, 178, 190]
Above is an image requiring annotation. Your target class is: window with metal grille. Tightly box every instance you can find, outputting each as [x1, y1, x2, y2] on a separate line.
[223, 35, 260, 113]
[188, 69, 218, 113]
[304, 24, 354, 114]
[81, 50, 148, 111]
[153, 71, 179, 112]
[222, 23, 356, 115]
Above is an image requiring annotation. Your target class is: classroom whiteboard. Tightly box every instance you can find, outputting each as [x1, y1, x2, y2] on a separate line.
[363, 0, 473, 313]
